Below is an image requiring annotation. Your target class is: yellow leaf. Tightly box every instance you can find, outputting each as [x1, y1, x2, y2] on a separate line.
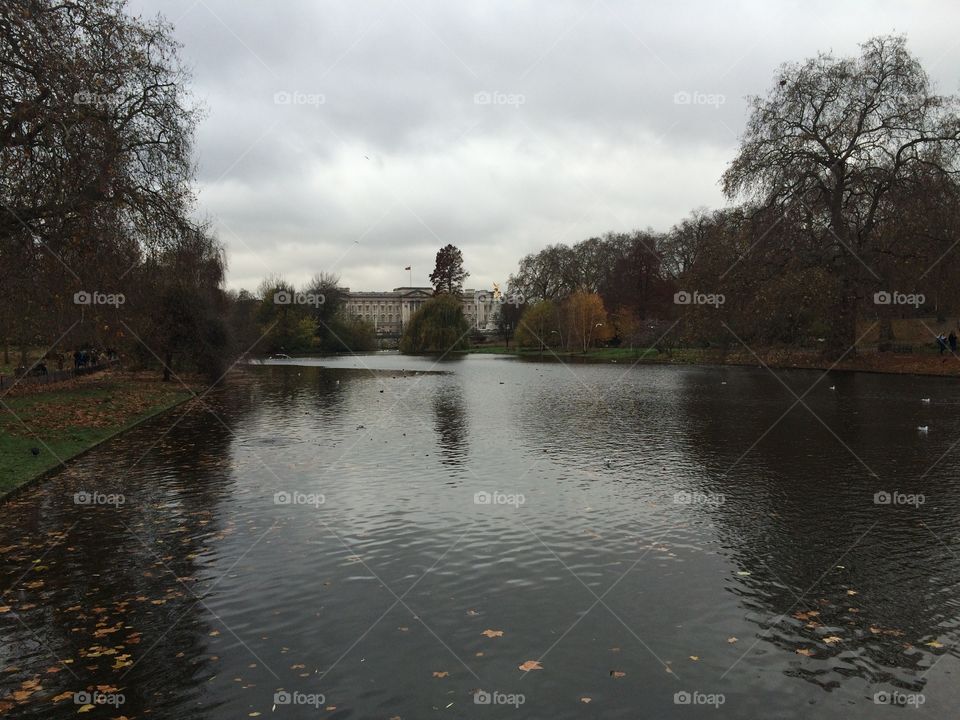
[432, 671, 449, 678]
[518, 660, 542, 672]
[481, 629, 504, 638]
[78, 705, 95, 713]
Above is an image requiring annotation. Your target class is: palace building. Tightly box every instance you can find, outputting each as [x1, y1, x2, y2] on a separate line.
[343, 287, 498, 335]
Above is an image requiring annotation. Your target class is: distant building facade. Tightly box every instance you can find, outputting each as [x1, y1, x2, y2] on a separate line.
[343, 287, 497, 334]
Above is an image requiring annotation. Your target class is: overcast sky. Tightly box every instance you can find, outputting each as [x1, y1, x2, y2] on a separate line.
[128, 0, 960, 292]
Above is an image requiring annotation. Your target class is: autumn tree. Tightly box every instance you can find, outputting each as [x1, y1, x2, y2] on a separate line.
[429, 244, 469, 296]
[515, 300, 561, 351]
[564, 291, 611, 352]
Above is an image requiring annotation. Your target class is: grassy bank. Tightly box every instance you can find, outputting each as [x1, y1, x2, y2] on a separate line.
[467, 344, 960, 377]
[0, 373, 193, 496]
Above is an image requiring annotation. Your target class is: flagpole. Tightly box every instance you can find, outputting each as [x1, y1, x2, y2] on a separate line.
[409, 267, 412, 286]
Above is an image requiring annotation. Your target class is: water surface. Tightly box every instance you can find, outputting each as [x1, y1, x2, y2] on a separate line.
[2, 353, 960, 718]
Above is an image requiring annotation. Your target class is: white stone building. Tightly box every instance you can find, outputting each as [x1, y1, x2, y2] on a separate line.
[343, 287, 497, 334]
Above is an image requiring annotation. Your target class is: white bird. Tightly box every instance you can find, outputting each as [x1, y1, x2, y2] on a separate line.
[829, 386, 836, 391]
[921, 398, 931, 403]
[918, 425, 929, 433]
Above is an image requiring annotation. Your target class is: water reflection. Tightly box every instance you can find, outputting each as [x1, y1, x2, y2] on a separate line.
[432, 382, 468, 467]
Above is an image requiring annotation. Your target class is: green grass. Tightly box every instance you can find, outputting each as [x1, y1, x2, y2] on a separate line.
[0, 382, 191, 495]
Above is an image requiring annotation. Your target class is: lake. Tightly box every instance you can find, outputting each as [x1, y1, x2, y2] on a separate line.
[2, 353, 959, 718]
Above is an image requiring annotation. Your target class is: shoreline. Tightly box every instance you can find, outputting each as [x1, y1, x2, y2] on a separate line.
[0, 373, 196, 501]
[464, 345, 960, 378]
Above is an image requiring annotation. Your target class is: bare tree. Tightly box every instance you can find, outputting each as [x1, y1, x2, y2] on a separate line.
[723, 34, 960, 355]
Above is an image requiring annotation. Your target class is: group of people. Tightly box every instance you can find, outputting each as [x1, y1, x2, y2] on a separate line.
[935, 331, 957, 354]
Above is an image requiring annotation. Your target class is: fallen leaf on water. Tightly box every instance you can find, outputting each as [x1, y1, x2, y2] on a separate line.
[795, 648, 814, 657]
[727, 637, 738, 644]
[580, 697, 592, 703]
[466, 609, 479, 616]
[481, 629, 504, 638]
[432, 671, 449, 678]
[78, 705, 95, 713]
[610, 670, 626, 678]
[0, 606, 10, 613]
[925, 640, 944, 649]
[52, 692, 73, 703]
[689, 655, 700, 661]
[518, 660, 542, 672]
[846, 590, 858, 596]
[823, 636, 842, 645]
